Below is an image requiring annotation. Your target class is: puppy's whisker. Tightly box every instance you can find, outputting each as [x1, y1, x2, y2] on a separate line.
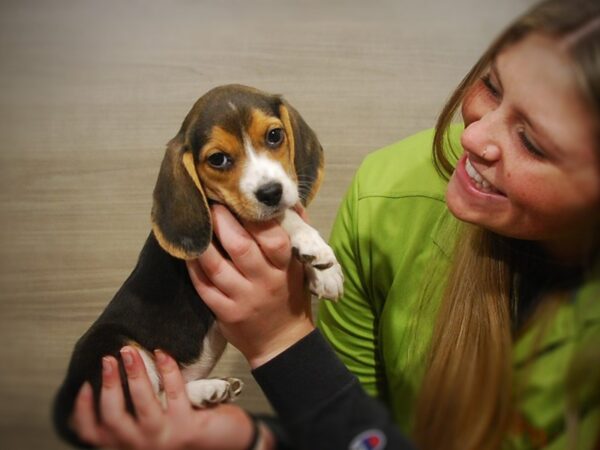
[296, 180, 316, 190]
[295, 175, 317, 183]
[297, 182, 317, 191]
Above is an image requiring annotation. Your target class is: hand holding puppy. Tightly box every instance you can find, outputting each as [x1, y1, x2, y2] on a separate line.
[71, 347, 269, 450]
[187, 204, 315, 369]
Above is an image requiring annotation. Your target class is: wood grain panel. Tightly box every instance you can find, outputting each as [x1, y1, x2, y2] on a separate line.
[0, 1, 532, 448]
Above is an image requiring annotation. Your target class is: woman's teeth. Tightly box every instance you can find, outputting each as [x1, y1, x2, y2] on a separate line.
[465, 157, 500, 194]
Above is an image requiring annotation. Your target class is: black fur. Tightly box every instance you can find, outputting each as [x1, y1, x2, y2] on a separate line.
[152, 133, 212, 257]
[53, 85, 324, 448]
[284, 101, 324, 205]
[52, 233, 214, 448]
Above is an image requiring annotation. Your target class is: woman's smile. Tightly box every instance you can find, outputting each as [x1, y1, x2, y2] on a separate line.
[464, 155, 504, 195]
[453, 153, 507, 204]
[446, 32, 600, 253]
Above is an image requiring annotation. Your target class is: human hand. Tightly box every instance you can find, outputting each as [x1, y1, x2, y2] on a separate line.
[71, 346, 268, 450]
[186, 204, 314, 369]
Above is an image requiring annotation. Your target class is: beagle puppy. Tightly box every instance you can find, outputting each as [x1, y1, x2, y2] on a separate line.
[53, 84, 343, 448]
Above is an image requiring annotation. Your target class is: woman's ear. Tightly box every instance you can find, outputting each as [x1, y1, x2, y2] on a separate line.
[280, 101, 324, 206]
[151, 135, 212, 259]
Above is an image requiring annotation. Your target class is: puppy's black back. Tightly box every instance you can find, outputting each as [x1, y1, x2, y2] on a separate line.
[52, 232, 214, 448]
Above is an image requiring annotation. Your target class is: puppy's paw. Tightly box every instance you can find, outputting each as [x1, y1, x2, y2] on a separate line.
[306, 261, 344, 301]
[185, 377, 244, 408]
[291, 227, 337, 270]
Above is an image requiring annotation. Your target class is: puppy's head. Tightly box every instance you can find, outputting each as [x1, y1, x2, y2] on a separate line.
[151, 84, 323, 259]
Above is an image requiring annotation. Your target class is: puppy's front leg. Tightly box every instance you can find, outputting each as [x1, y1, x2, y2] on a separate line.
[280, 209, 344, 301]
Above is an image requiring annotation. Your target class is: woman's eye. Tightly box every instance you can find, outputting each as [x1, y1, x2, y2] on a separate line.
[207, 152, 233, 169]
[481, 73, 501, 98]
[517, 130, 545, 159]
[265, 128, 284, 147]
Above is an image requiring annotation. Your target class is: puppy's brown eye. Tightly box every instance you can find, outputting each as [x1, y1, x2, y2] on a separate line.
[266, 128, 284, 147]
[207, 152, 233, 170]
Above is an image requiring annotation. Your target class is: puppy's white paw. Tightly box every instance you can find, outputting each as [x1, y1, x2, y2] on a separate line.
[185, 377, 243, 408]
[291, 227, 337, 270]
[306, 261, 344, 301]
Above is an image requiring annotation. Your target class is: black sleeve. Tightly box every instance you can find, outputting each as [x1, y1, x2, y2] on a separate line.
[251, 329, 416, 450]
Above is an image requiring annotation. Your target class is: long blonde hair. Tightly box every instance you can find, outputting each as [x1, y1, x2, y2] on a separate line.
[414, 1, 600, 449]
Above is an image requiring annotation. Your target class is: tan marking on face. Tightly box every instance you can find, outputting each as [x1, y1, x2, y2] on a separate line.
[279, 104, 296, 174]
[196, 109, 298, 220]
[195, 125, 257, 219]
[247, 108, 296, 182]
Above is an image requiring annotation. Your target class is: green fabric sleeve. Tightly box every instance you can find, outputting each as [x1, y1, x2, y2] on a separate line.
[318, 169, 382, 397]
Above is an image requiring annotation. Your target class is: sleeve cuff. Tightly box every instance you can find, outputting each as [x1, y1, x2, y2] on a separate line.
[251, 328, 357, 424]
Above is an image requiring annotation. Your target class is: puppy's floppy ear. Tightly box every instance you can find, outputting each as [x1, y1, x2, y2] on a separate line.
[280, 101, 324, 206]
[151, 134, 211, 259]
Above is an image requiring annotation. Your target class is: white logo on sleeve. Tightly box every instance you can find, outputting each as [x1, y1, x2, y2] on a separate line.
[349, 429, 387, 450]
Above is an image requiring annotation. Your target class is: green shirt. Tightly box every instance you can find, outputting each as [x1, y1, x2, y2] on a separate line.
[318, 128, 600, 449]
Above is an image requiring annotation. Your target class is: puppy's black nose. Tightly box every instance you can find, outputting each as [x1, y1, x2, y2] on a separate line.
[255, 182, 283, 207]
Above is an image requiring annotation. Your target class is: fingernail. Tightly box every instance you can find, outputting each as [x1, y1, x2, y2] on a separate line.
[102, 357, 112, 375]
[154, 349, 167, 365]
[81, 381, 92, 398]
[120, 348, 133, 368]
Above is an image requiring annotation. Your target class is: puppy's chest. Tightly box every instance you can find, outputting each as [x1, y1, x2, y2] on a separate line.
[180, 322, 228, 382]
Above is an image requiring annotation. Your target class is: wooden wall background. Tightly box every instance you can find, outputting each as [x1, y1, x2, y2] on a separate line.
[0, 0, 532, 448]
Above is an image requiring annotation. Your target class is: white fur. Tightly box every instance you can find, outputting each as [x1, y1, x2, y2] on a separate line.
[186, 378, 243, 406]
[281, 209, 344, 300]
[137, 322, 241, 408]
[180, 322, 227, 382]
[240, 133, 298, 216]
[235, 136, 344, 300]
[137, 348, 161, 394]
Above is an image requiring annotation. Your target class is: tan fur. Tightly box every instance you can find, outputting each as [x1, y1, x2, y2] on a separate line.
[196, 126, 250, 217]
[182, 151, 206, 195]
[151, 225, 189, 260]
[151, 85, 325, 259]
[196, 109, 299, 221]
[248, 108, 296, 178]
[151, 152, 211, 260]
[279, 104, 322, 205]
[279, 105, 297, 180]
[304, 165, 323, 205]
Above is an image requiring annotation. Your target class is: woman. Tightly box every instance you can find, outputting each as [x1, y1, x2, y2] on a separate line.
[71, 0, 600, 448]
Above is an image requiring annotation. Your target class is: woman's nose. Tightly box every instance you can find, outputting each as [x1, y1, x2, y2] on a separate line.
[460, 114, 501, 162]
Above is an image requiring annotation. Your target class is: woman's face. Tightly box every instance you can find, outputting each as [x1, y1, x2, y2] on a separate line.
[446, 32, 600, 260]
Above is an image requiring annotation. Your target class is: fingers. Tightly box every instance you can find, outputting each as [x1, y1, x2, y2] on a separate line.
[120, 347, 164, 429]
[72, 349, 193, 449]
[193, 242, 249, 299]
[72, 382, 112, 447]
[293, 202, 310, 223]
[154, 349, 192, 416]
[212, 204, 292, 271]
[243, 219, 292, 270]
[210, 205, 270, 277]
[98, 356, 144, 447]
[187, 258, 240, 320]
